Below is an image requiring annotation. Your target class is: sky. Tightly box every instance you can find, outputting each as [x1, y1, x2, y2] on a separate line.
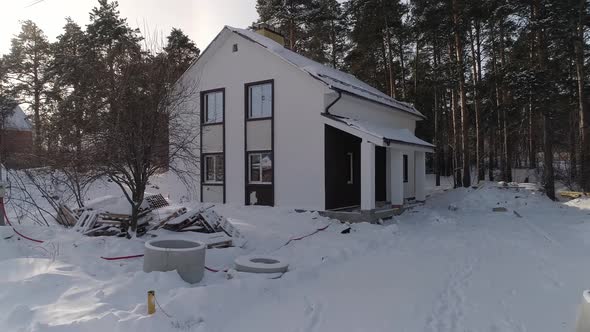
[0, 0, 259, 55]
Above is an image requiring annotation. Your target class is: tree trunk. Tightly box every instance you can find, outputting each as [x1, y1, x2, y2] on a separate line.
[452, 0, 470, 187]
[469, 22, 484, 182]
[433, 36, 440, 186]
[498, 20, 511, 182]
[528, 97, 536, 169]
[543, 114, 555, 199]
[570, 111, 578, 184]
[533, 0, 555, 199]
[414, 39, 419, 104]
[575, 0, 589, 191]
[399, 39, 406, 100]
[383, 18, 397, 99]
[489, 122, 495, 181]
[451, 86, 462, 187]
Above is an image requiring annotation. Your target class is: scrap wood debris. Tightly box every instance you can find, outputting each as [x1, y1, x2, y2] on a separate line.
[57, 194, 240, 248]
[559, 191, 589, 199]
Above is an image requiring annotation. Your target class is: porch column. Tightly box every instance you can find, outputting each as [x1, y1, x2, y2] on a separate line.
[415, 151, 426, 202]
[389, 149, 404, 207]
[360, 140, 375, 210]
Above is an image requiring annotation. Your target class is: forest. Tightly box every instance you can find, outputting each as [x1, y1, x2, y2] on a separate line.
[0, 0, 589, 203]
[256, 0, 590, 199]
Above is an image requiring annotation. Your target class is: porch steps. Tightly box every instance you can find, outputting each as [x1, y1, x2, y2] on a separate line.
[318, 206, 404, 224]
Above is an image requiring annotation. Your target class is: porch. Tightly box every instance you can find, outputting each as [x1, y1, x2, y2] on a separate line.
[323, 114, 434, 220]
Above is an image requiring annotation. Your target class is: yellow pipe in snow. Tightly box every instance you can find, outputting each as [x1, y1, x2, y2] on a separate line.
[147, 290, 156, 315]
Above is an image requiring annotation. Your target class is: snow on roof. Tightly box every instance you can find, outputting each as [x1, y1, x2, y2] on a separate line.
[226, 26, 425, 119]
[2, 105, 32, 131]
[325, 114, 434, 150]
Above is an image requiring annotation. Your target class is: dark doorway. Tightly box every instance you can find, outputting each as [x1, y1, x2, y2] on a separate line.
[375, 146, 387, 202]
[325, 125, 361, 210]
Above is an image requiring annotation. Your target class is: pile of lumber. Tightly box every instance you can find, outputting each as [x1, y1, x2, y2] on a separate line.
[56, 194, 240, 248]
[559, 191, 589, 199]
[154, 207, 241, 237]
[69, 207, 153, 237]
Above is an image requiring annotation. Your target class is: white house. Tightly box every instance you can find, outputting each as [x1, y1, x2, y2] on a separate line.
[176, 25, 433, 213]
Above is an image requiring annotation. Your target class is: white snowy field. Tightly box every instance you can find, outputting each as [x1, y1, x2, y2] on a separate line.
[2, 174, 590, 331]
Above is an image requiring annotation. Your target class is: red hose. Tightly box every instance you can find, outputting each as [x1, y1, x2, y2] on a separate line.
[282, 223, 330, 247]
[11, 227, 45, 243]
[1, 199, 45, 244]
[100, 254, 144, 261]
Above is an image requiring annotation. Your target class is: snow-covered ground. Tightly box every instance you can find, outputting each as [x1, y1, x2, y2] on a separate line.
[2, 173, 590, 331]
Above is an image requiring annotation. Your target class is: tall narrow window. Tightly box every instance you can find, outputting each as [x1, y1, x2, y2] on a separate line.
[248, 152, 272, 184]
[204, 91, 223, 124]
[346, 152, 354, 184]
[248, 82, 272, 119]
[204, 154, 224, 183]
[403, 154, 408, 183]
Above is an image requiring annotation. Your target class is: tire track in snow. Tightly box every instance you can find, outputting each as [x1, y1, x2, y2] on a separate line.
[300, 296, 322, 332]
[425, 257, 477, 332]
[514, 213, 559, 247]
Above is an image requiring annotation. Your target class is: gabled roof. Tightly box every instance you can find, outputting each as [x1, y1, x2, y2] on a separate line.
[224, 26, 425, 120]
[2, 105, 32, 131]
[323, 113, 434, 151]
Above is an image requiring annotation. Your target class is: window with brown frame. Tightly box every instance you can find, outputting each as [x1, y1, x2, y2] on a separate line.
[204, 154, 224, 183]
[203, 91, 223, 124]
[247, 83, 272, 119]
[248, 152, 272, 184]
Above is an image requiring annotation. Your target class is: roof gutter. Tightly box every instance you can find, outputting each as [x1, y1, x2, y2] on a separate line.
[324, 90, 342, 115]
[383, 137, 435, 151]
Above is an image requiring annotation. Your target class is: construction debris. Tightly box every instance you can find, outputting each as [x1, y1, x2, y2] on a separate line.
[61, 198, 240, 248]
[144, 194, 170, 210]
[57, 205, 77, 227]
[493, 207, 508, 212]
[559, 191, 589, 199]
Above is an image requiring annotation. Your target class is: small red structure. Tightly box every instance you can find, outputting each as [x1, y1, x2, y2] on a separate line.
[1, 105, 33, 168]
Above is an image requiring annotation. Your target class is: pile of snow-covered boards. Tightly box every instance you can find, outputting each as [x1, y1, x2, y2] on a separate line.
[57, 205, 78, 227]
[200, 209, 242, 239]
[68, 207, 153, 237]
[150, 207, 240, 248]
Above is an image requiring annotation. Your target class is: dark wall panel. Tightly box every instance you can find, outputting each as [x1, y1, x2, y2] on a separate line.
[375, 146, 387, 202]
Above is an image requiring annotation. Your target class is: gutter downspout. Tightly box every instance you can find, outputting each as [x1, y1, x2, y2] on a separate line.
[324, 90, 342, 115]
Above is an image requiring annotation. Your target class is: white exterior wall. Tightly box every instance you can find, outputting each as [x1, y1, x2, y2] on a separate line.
[329, 94, 417, 132]
[185, 30, 327, 210]
[403, 152, 415, 198]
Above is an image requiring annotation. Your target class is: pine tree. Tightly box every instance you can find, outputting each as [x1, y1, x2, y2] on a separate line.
[299, 0, 346, 67]
[164, 28, 200, 78]
[4, 20, 51, 152]
[85, 0, 142, 122]
[256, 0, 314, 51]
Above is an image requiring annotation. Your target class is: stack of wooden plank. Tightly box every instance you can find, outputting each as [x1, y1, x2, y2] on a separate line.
[59, 199, 240, 248]
[559, 191, 589, 199]
[69, 207, 153, 237]
[57, 205, 78, 227]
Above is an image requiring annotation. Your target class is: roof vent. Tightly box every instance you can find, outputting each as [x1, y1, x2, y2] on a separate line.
[253, 23, 286, 47]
